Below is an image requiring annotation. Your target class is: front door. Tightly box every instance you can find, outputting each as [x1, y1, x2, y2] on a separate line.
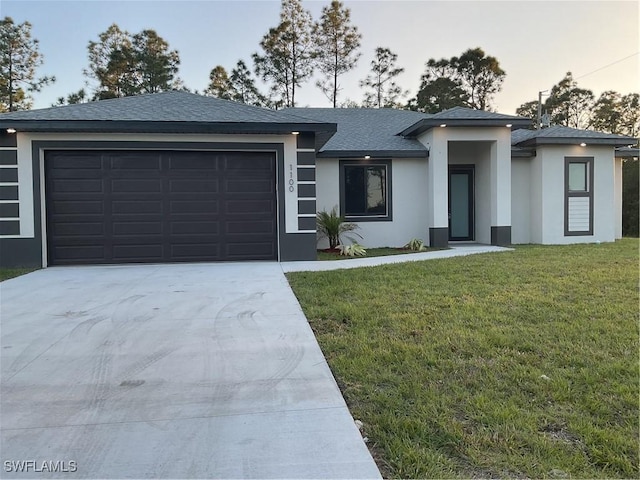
[448, 165, 474, 241]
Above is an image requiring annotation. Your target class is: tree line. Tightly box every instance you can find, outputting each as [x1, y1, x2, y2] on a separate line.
[1, 0, 638, 137]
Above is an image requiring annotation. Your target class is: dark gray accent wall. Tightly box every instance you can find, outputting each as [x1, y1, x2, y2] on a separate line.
[0, 169, 18, 182]
[298, 184, 316, 198]
[429, 227, 449, 247]
[0, 150, 18, 164]
[298, 217, 316, 231]
[0, 203, 19, 217]
[0, 238, 41, 267]
[296, 133, 315, 149]
[297, 152, 315, 165]
[279, 232, 316, 261]
[0, 221, 19, 235]
[491, 226, 512, 246]
[0, 186, 18, 200]
[298, 200, 315, 214]
[0, 132, 17, 147]
[0, 138, 318, 267]
[297, 168, 315, 181]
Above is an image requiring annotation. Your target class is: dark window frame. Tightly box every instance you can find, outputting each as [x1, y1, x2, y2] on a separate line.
[564, 156, 594, 236]
[339, 159, 392, 222]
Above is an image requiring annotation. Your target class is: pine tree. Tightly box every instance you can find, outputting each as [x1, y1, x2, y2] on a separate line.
[253, 0, 315, 107]
[360, 47, 406, 108]
[0, 17, 55, 112]
[313, 1, 361, 107]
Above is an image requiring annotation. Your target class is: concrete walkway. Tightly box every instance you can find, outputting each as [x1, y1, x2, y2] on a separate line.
[282, 244, 513, 272]
[0, 263, 381, 479]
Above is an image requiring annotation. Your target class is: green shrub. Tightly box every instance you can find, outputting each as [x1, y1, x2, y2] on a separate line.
[317, 207, 362, 249]
[338, 243, 367, 257]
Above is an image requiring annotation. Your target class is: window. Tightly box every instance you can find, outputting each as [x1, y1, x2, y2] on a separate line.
[340, 160, 392, 221]
[568, 162, 588, 192]
[565, 157, 593, 236]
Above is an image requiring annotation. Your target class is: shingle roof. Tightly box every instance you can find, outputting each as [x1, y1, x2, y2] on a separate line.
[429, 106, 528, 121]
[615, 146, 639, 158]
[0, 91, 318, 124]
[398, 106, 533, 136]
[0, 91, 337, 143]
[512, 125, 637, 147]
[285, 108, 429, 157]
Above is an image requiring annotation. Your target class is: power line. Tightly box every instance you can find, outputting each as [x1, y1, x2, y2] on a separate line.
[574, 52, 640, 81]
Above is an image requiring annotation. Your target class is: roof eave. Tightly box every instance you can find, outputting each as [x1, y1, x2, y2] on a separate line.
[516, 137, 636, 147]
[511, 147, 536, 157]
[400, 118, 533, 137]
[0, 119, 337, 136]
[317, 149, 428, 159]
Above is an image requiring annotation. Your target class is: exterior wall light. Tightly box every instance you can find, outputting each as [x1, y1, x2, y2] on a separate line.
[440, 124, 447, 128]
[506, 124, 512, 128]
[364, 155, 371, 159]
[6, 128, 16, 134]
[291, 131, 300, 135]
[580, 142, 587, 147]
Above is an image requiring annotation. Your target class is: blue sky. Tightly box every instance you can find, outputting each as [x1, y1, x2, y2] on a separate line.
[3, 0, 639, 114]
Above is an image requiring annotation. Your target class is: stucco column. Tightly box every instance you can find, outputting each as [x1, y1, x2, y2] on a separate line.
[423, 129, 449, 247]
[490, 131, 512, 245]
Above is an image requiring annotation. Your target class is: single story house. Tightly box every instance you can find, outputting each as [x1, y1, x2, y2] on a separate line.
[0, 91, 635, 267]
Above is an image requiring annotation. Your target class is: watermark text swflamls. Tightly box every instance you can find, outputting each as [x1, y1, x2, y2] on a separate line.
[4, 460, 77, 473]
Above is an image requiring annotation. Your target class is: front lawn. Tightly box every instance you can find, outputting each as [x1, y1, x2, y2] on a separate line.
[287, 239, 639, 479]
[0, 268, 37, 282]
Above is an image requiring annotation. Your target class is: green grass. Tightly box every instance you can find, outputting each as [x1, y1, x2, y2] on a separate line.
[0, 267, 37, 282]
[317, 247, 445, 261]
[287, 239, 640, 479]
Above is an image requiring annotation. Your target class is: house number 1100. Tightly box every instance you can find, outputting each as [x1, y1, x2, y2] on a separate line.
[288, 164, 295, 192]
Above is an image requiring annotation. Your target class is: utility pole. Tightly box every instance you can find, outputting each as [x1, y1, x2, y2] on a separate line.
[537, 90, 548, 130]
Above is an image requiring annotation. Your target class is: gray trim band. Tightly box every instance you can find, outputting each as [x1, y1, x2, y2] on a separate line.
[429, 227, 448, 247]
[0, 150, 18, 164]
[491, 226, 512, 246]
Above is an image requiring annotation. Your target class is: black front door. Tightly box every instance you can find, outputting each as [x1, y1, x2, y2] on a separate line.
[448, 165, 474, 241]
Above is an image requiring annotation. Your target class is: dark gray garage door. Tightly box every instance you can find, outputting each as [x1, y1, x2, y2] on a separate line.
[45, 150, 277, 265]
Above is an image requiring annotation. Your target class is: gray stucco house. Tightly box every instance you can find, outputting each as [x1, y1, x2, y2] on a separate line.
[0, 92, 635, 267]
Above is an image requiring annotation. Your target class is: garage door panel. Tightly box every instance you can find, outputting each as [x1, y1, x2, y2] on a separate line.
[112, 179, 162, 193]
[52, 222, 104, 236]
[113, 244, 164, 260]
[52, 246, 105, 262]
[171, 244, 220, 259]
[226, 200, 274, 215]
[113, 222, 163, 235]
[51, 201, 103, 215]
[169, 154, 219, 170]
[223, 155, 273, 171]
[226, 242, 275, 258]
[226, 220, 275, 235]
[47, 168, 104, 180]
[51, 179, 104, 193]
[111, 200, 162, 214]
[170, 221, 220, 235]
[48, 154, 102, 169]
[170, 200, 219, 214]
[226, 179, 272, 194]
[110, 155, 161, 170]
[170, 179, 219, 193]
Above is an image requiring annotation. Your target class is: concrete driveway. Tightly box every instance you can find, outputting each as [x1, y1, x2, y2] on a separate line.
[0, 263, 381, 479]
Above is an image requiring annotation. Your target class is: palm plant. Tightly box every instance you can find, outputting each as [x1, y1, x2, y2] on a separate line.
[316, 207, 361, 249]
